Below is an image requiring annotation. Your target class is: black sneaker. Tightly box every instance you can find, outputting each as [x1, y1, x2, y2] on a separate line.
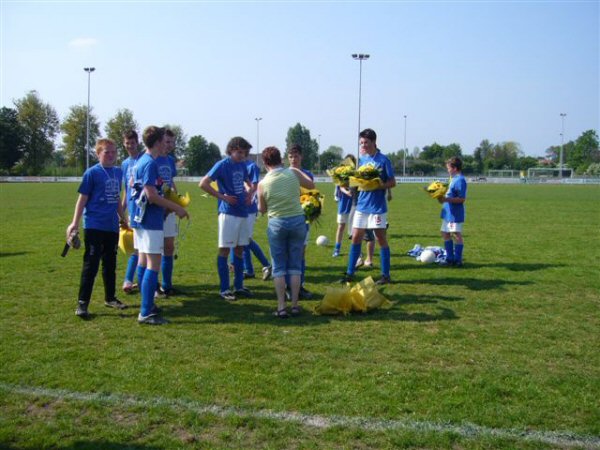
[375, 275, 392, 285]
[243, 272, 256, 279]
[150, 304, 162, 314]
[453, 261, 464, 268]
[75, 302, 89, 319]
[105, 298, 127, 310]
[299, 286, 313, 299]
[220, 290, 236, 301]
[137, 313, 168, 325]
[154, 287, 168, 299]
[339, 273, 354, 284]
[234, 287, 253, 298]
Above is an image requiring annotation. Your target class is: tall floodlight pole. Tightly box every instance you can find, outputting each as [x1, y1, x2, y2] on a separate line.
[559, 113, 567, 178]
[352, 53, 370, 160]
[255, 117, 262, 157]
[318, 134, 321, 174]
[403, 115, 407, 177]
[84, 67, 95, 171]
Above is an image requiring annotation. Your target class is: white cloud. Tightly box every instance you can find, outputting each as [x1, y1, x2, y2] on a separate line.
[68, 37, 98, 49]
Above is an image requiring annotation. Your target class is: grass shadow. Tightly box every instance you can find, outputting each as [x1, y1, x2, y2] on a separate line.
[405, 277, 533, 291]
[0, 251, 30, 258]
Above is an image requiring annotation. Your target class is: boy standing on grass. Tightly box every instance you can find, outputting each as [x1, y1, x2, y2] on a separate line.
[341, 128, 396, 285]
[199, 137, 254, 301]
[121, 130, 142, 294]
[155, 128, 179, 297]
[131, 126, 189, 325]
[287, 144, 314, 299]
[68, 139, 128, 319]
[439, 156, 467, 267]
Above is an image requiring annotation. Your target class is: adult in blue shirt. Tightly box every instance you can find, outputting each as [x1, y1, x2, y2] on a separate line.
[200, 137, 254, 301]
[341, 129, 396, 285]
[67, 139, 127, 319]
[439, 156, 467, 267]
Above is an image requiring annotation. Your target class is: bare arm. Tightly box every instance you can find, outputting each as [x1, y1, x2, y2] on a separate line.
[199, 175, 238, 205]
[67, 194, 88, 240]
[145, 185, 189, 219]
[439, 197, 465, 204]
[290, 167, 315, 189]
[257, 183, 267, 214]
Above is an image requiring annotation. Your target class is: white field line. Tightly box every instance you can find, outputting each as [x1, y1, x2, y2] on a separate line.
[1, 383, 599, 449]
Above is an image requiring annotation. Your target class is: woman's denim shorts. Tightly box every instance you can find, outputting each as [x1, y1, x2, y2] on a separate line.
[267, 214, 307, 278]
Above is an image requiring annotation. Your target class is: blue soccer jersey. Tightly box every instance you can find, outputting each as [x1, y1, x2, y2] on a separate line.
[356, 150, 394, 214]
[156, 155, 177, 188]
[335, 186, 353, 215]
[207, 157, 250, 218]
[441, 174, 467, 223]
[122, 153, 143, 221]
[245, 160, 261, 214]
[78, 164, 122, 232]
[131, 153, 165, 231]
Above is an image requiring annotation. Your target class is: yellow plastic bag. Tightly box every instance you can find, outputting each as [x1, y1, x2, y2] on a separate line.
[351, 277, 394, 311]
[164, 186, 191, 207]
[349, 176, 384, 191]
[313, 285, 353, 315]
[118, 226, 134, 255]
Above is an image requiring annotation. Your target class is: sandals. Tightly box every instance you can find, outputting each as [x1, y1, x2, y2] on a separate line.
[290, 306, 301, 316]
[274, 308, 289, 319]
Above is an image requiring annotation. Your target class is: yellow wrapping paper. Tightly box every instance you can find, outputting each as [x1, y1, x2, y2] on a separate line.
[164, 185, 191, 207]
[423, 180, 448, 199]
[118, 226, 134, 255]
[349, 176, 384, 191]
[313, 286, 353, 315]
[313, 276, 393, 315]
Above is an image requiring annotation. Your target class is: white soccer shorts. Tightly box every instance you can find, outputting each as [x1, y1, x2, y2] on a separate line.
[352, 211, 388, 229]
[134, 228, 164, 254]
[441, 220, 464, 233]
[218, 213, 251, 248]
[163, 212, 178, 238]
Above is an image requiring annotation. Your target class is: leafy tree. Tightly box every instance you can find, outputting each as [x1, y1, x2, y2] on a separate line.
[285, 123, 318, 171]
[319, 149, 342, 170]
[0, 107, 26, 172]
[14, 90, 59, 175]
[61, 104, 100, 169]
[420, 142, 445, 162]
[410, 160, 436, 175]
[487, 141, 522, 170]
[474, 139, 493, 174]
[105, 109, 140, 160]
[163, 123, 187, 160]
[568, 129, 599, 174]
[516, 156, 539, 171]
[326, 145, 344, 158]
[584, 162, 600, 176]
[184, 135, 221, 175]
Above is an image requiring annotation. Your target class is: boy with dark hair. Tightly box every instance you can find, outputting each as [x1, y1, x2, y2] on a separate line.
[200, 136, 253, 301]
[131, 126, 189, 325]
[439, 157, 467, 266]
[68, 139, 128, 318]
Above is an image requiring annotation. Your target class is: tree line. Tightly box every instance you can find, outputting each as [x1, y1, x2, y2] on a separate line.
[1, 90, 598, 176]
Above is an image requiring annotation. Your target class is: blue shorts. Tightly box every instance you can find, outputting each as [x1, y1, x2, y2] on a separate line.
[267, 215, 307, 278]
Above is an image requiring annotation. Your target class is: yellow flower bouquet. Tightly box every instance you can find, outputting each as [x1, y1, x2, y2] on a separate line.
[349, 163, 383, 191]
[327, 164, 355, 187]
[422, 180, 448, 200]
[300, 188, 324, 223]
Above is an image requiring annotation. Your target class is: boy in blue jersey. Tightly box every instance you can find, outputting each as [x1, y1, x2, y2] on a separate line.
[200, 137, 254, 301]
[333, 155, 357, 257]
[341, 129, 396, 285]
[439, 157, 467, 267]
[155, 128, 179, 297]
[67, 139, 128, 319]
[121, 130, 142, 294]
[287, 144, 314, 299]
[131, 126, 189, 325]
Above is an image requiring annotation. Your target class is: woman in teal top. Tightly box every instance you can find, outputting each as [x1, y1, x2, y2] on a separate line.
[257, 146, 314, 318]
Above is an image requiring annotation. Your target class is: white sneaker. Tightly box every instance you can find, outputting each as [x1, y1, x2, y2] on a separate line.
[262, 266, 272, 281]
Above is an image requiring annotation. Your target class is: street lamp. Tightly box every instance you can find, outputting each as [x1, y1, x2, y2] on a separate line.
[84, 67, 95, 171]
[352, 53, 370, 160]
[403, 115, 407, 177]
[318, 134, 321, 174]
[255, 117, 262, 159]
[559, 113, 567, 177]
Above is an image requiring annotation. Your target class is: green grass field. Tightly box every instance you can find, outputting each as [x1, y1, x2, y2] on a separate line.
[1, 181, 599, 449]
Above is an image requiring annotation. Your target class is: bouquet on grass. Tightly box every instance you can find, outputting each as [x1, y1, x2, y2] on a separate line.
[422, 180, 448, 200]
[349, 163, 384, 191]
[327, 156, 356, 187]
[300, 187, 324, 224]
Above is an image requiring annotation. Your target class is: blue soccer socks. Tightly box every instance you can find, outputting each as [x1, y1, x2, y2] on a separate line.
[125, 254, 139, 284]
[454, 244, 464, 263]
[248, 239, 270, 267]
[444, 240, 455, 263]
[346, 243, 362, 275]
[217, 255, 230, 293]
[380, 246, 391, 277]
[140, 269, 158, 317]
[161, 255, 173, 290]
[137, 265, 146, 287]
[233, 254, 244, 291]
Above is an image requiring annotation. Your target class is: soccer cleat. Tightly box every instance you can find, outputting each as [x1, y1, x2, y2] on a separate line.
[243, 272, 256, 279]
[105, 298, 127, 310]
[122, 282, 137, 294]
[234, 287, 253, 298]
[154, 287, 167, 299]
[150, 304, 162, 315]
[75, 303, 89, 319]
[375, 275, 392, 285]
[355, 256, 364, 269]
[137, 313, 168, 325]
[220, 290, 236, 301]
[299, 286, 313, 300]
[339, 273, 354, 284]
[262, 266, 272, 281]
[332, 250, 340, 257]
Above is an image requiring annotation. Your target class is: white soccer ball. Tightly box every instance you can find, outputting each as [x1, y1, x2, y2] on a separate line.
[420, 249, 436, 264]
[316, 235, 329, 246]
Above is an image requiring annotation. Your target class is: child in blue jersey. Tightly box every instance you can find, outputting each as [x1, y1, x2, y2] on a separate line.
[439, 156, 467, 267]
[332, 155, 357, 257]
[121, 130, 142, 294]
[155, 128, 179, 297]
[131, 126, 189, 325]
[200, 137, 253, 301]
[67, 139, 128, 319]
[287, 144, 314, 299]
[341, 129, 396, 285]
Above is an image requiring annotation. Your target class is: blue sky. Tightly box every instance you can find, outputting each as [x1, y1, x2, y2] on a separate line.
[1, 1, 598, 157]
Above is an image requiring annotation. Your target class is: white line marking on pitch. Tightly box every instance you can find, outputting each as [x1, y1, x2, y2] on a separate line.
[1, 383, 599, 449]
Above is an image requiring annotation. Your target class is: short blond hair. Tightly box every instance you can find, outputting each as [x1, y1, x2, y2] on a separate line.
[95, 138, 116, 155]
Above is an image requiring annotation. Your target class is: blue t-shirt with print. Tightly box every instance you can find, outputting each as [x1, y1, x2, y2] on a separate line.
[78, 163, 122, 232]
[131, 153, 165, 231]
[441, 173, 467, 223]
[245, 160, 261, 214]
[122, 153, 143, 221]
[356, 150, 394, 214]
[156, 155, 177, 188]
[335, 186, 353, 215]
[207, 157, 250, 218]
